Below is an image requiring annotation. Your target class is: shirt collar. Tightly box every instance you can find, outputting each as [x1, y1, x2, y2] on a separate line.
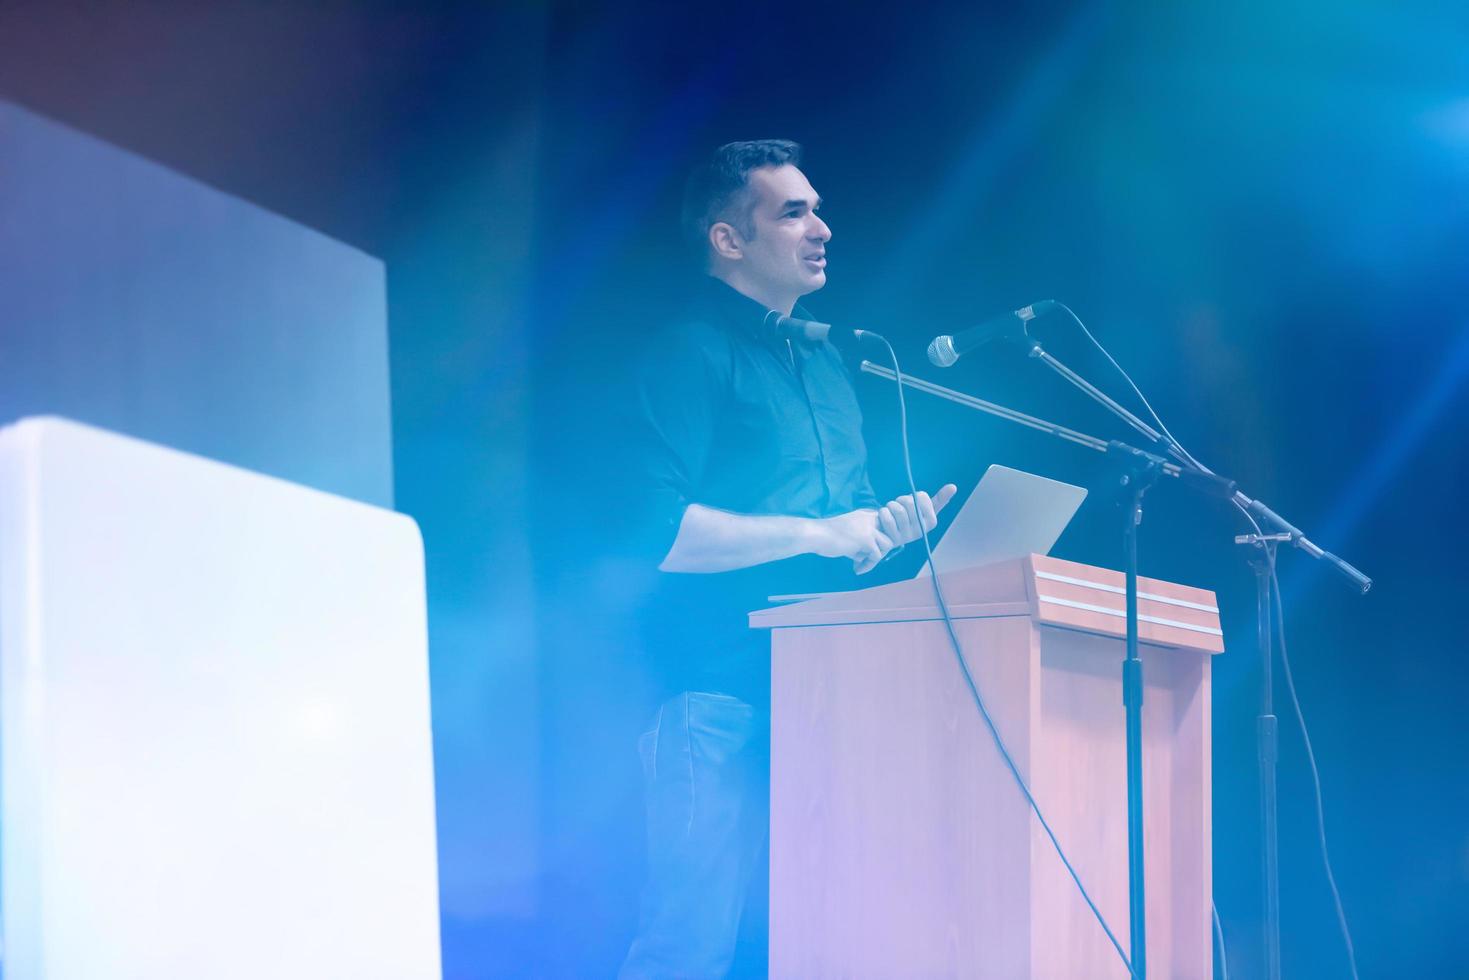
[698, 276, 820, 351]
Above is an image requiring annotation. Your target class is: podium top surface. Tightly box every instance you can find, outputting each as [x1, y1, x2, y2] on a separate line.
[750, 554, 1224, 654]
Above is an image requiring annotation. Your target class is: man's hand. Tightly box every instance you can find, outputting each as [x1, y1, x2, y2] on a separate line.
[816, 483, 958, 575]
[813, 509, 898, 574]
[873, 483, 959, 560]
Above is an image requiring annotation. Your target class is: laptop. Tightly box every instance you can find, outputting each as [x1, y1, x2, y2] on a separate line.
[768, 465, 1086, 603]
[915, 464, 1087, 577]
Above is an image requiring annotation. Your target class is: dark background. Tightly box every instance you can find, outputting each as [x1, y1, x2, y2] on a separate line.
[3, 1, 1466, 976]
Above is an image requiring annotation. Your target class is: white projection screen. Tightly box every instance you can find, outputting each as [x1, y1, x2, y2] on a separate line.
[0, 98, 394, 507]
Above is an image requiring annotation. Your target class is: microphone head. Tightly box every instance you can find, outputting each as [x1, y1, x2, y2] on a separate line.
[1018, 299, 1059, 322]
[927, 334, 959, 368]
[773, 314, 832, 344]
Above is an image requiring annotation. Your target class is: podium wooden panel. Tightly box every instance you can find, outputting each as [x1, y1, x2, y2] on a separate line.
[750, 554, 1222, 979]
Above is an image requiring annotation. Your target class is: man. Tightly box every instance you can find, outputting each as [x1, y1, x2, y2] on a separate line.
[621, 139, 955, 978]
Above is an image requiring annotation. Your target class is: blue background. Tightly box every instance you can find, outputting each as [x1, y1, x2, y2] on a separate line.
[2, 1, 1464, 976]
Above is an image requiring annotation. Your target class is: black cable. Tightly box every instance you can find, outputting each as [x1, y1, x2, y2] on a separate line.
[1055, 302, 1211, 476]
[874, 334, 1137, 978]
[1270, 570, 1361, 980]
[1212, 902, 1229, 980]
[1056, 302, 1273, 569]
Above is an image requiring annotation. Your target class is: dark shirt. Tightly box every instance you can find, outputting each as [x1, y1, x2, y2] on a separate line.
[629, 277, 879, 705]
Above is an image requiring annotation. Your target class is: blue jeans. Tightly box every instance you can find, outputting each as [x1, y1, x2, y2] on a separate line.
[619, 692, 770, 979]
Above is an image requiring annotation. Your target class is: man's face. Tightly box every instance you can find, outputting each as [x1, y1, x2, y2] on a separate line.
[731, 164, 831, 302]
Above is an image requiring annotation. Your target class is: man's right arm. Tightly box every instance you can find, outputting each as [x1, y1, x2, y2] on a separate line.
[658, 483, 960, 575]
[658, 503, 895, 574]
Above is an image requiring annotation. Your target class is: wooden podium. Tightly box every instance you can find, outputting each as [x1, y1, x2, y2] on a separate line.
[751, 554, 1223, 979]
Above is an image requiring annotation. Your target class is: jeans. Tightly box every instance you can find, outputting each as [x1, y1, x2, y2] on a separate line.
[619, 692, 770, 980]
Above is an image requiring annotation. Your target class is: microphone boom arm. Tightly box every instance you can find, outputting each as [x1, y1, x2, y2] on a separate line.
[866, 342, 1372, 593]
[859, 360, 1201, 486]
[1018, 335, 1371, 593]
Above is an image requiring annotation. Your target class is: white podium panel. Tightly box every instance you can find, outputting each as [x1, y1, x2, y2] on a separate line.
[0, 417, 441, 979]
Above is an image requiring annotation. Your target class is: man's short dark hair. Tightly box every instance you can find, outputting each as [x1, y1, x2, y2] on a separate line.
[681, 139, 803, 257]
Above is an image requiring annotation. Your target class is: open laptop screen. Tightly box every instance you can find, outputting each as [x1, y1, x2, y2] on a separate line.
[917, 464, 1086, 577]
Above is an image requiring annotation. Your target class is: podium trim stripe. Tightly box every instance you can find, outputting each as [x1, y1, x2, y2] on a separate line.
[1037, 594, 1225, 636]
[1035, 570, 1219, 613]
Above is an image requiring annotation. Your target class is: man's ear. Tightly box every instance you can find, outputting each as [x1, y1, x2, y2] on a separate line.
[708, 221, 743, 262]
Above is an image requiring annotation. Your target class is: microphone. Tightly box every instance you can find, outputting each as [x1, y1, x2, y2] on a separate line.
[771, 314, 879, 351]
[926, 300, 1058, 367]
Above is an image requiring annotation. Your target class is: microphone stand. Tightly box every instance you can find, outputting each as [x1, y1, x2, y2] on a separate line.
[1013, 334, 1370, 980]
[862, 351, 1370, 980]
[1235, 529, 1290, 980]
[1018, 336, 1188, 977]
